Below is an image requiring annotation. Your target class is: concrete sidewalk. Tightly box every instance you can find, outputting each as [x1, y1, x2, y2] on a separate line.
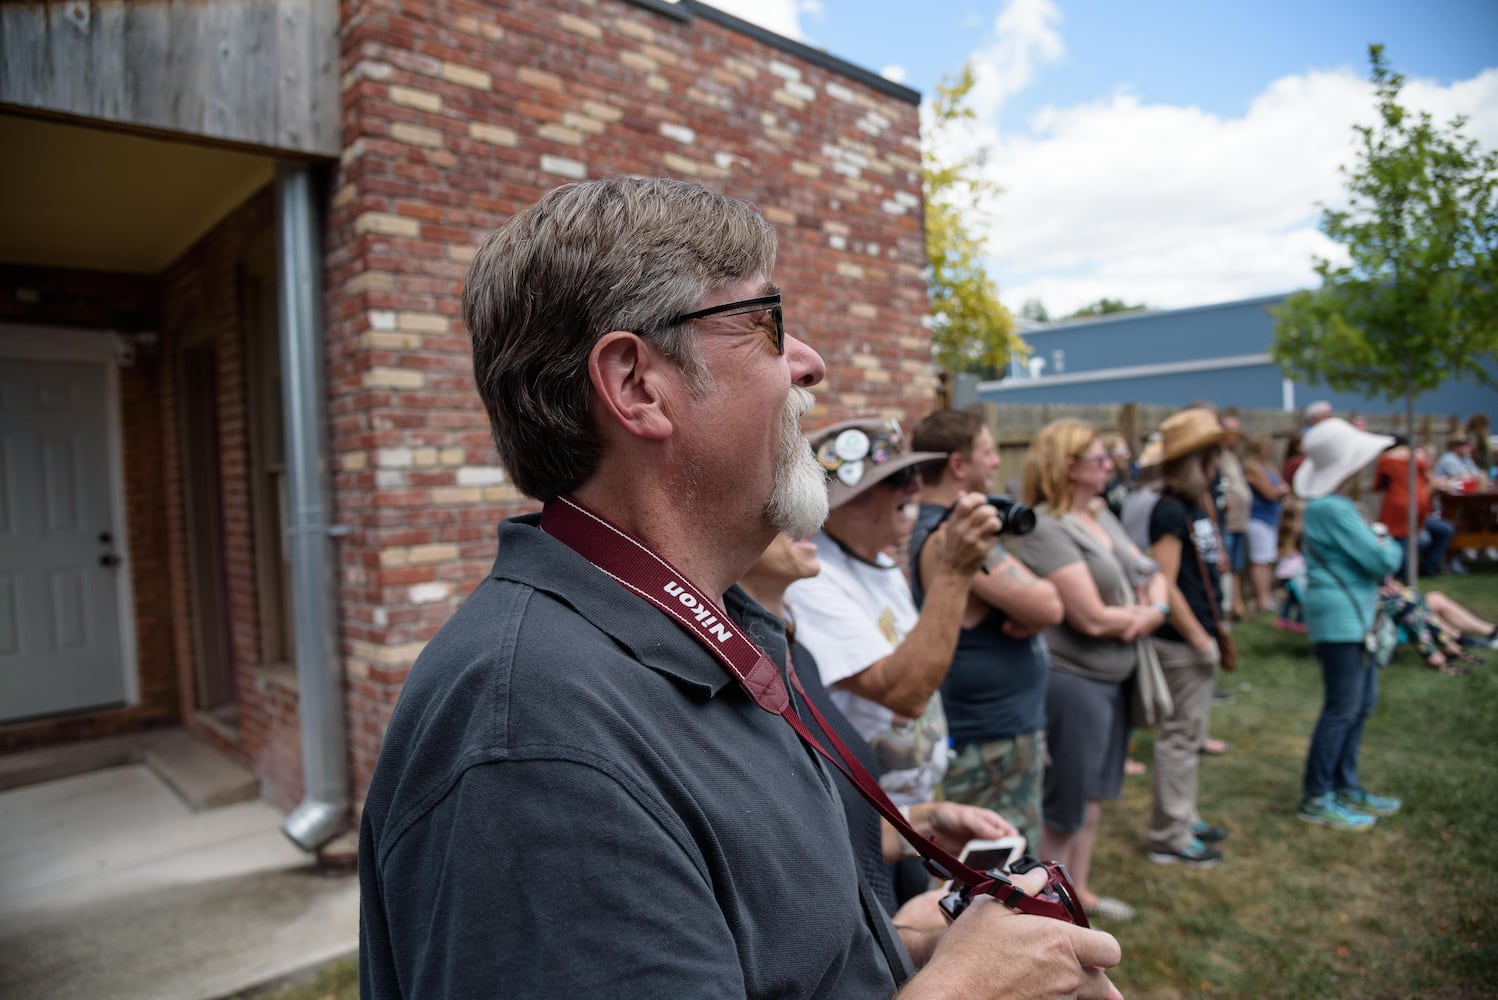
[0, 734, 358, 1000]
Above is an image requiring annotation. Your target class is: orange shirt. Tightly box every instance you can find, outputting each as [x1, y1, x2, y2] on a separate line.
[1374, 451, 1431, 536]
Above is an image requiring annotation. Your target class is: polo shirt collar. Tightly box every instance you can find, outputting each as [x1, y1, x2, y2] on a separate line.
[490, 515, 789, 699]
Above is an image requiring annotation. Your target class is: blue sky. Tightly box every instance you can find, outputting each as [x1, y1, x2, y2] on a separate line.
[703, 0, 1498, 315]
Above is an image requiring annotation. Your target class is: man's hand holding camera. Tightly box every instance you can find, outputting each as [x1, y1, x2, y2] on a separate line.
[899, 870, 1124, 1000]
[927, 492, 1005, 581]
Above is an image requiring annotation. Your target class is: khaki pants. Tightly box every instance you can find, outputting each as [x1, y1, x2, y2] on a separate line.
[1148, 637, 1218, 853]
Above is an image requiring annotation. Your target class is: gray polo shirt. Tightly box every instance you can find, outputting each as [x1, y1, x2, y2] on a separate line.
[359, 515, 901, 998]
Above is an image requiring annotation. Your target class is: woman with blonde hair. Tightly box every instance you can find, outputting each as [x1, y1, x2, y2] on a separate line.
[1008, 419, 1170, 921]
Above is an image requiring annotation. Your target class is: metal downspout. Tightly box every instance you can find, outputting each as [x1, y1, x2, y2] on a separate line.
[275, 163, 350, 851]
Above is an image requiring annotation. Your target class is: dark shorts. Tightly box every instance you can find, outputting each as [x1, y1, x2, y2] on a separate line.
[1224, 531, 1248, 573]
[1042, 668, 1127, 833]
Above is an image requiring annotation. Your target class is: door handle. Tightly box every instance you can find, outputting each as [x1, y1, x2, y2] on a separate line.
[100, 554, 122, 568]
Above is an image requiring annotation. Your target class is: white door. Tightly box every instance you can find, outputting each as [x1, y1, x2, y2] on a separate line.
[0, 359, 127, 722]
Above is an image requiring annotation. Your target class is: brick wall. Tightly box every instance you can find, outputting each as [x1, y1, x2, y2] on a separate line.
[330, 0, 934, 798]
[0, 267, 180, 751]
[156, 188, 308, 803]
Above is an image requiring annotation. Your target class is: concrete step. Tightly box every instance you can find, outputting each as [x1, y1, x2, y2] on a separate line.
[0, 733, 143, 792]
[142, 729, 258, 811]
[0, 727, 258, 811]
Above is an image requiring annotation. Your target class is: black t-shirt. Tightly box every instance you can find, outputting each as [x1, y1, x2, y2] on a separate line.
[1208, 469, 1227, 529]
[1149, 492, 1224, 642]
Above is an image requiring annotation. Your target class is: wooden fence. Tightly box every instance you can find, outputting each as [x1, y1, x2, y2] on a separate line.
[976, 401, 1464, 498]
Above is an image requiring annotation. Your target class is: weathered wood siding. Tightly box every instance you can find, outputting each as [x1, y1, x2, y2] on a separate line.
[0, 0, 339, 156]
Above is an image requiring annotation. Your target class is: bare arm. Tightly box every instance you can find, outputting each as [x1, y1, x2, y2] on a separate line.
[967, 552, 1065, 632]
[1044, 561, 1141, 640]
[1244, 460, 1289, 499]
[837, 495, 999, 718]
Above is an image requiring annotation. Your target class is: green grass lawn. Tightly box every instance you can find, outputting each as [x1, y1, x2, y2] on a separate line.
[1096, 566, 1498, 999]
[253, 569, 1498, 1000]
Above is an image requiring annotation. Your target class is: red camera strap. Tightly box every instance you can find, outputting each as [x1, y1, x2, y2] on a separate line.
[540, 495, 1068, 921]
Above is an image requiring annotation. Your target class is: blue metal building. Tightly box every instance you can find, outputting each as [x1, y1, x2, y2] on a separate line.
[979, 293, 1497, 418]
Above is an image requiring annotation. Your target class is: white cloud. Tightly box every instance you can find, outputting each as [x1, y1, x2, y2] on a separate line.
[881, 65, 908, 84]
[949, 2, 1498, 317]
[966, 0, 1065, 130]
[693, 0, 817, 39]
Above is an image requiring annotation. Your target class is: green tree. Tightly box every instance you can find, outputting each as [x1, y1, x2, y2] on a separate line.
[924, 64, 1025, 378]
[1067, 298, 1147, 319]
[1271, 44, 1498, 581]
[1019, 299, 1051, 323]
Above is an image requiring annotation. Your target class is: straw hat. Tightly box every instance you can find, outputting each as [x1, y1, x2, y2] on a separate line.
[806, 417, 947, 509]
[1137, 438, 1164, 468]
[1156, 408, 1228, 463]
[1293, 417, 1394, 499]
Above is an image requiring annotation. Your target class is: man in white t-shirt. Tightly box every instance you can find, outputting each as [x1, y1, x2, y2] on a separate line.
[785, 417, 999, 805]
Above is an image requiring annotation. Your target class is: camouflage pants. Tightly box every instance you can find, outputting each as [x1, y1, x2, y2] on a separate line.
[943, 731, 1045, 850]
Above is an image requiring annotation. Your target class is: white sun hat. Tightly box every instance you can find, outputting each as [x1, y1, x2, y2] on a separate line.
[1293, 417, 1395, 499]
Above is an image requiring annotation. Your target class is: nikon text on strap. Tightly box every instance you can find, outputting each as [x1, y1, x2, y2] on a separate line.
[540, 494, 1081, 925]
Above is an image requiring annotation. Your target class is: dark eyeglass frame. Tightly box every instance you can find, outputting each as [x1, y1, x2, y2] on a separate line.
[874, 465, 922, 491]
[663, 294, 784, 355]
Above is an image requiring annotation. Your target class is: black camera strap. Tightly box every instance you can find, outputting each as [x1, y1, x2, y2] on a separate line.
[541, 494, 1077, 924]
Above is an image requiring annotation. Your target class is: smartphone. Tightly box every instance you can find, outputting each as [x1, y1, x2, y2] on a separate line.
[944, 835, 1027, 889]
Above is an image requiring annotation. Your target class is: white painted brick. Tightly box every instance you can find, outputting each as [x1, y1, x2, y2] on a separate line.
[825, 82, 855, 103]
[410, 582, 453, 605]
[768, 60, 801, 81]
[377, 447, 413, 468]
[456, 466, 507, 486]
[881, 199, 907, 215]
[352, 60, 392, 81]
[369, 310, 397, 331]
[376, 469, 406, 488]
[541, 155, 587, 179]
[660, 122, 696, 144]
[828, 235, 847, 251]
[784, 80, 815, 101]
[895, 191, 920, 207]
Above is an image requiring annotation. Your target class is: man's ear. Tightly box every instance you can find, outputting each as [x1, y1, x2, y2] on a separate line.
[946, 450, 966, 482]
[589, 331, 674, 442]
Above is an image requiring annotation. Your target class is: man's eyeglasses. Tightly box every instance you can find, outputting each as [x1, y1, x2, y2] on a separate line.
[876, 465, 922, 491]
[662, 294, 784, 355]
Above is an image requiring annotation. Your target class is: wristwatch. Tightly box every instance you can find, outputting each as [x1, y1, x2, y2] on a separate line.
[1152, 601, 1171, 618]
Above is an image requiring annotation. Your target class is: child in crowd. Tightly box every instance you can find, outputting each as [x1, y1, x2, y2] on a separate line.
[1274, 507, 1307, 633]
[1376, 578, 1497, 674]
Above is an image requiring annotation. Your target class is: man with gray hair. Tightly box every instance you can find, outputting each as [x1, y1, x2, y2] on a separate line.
[1303, 400, 1333, 429]
[358, 177, 1122, 999]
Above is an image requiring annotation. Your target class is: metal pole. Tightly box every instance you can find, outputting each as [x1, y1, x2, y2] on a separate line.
[275, 163, 350, 851]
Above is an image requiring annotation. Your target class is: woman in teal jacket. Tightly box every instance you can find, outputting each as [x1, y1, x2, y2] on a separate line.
[1293, 418, 1403, 832]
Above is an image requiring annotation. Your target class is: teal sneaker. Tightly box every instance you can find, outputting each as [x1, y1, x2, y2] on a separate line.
[1298, 796, 1376, 831]
[1147, 837, 1222, 867]
[1337, 788, 1401, 816]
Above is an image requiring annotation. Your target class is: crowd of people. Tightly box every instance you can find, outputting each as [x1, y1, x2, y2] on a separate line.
[357, 176, 1492, 998]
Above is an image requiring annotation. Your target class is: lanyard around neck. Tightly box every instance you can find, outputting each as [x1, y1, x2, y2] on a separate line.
[540, 494, 1074, 922]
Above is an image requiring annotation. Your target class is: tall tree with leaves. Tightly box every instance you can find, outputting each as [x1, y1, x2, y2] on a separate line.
[924, 64, 1025, 378]
[1271, 44, 1498, 582]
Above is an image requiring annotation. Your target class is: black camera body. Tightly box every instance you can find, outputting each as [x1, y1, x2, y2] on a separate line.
[986, 495, 1036, 537]
[938, 854, 1089, 927]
